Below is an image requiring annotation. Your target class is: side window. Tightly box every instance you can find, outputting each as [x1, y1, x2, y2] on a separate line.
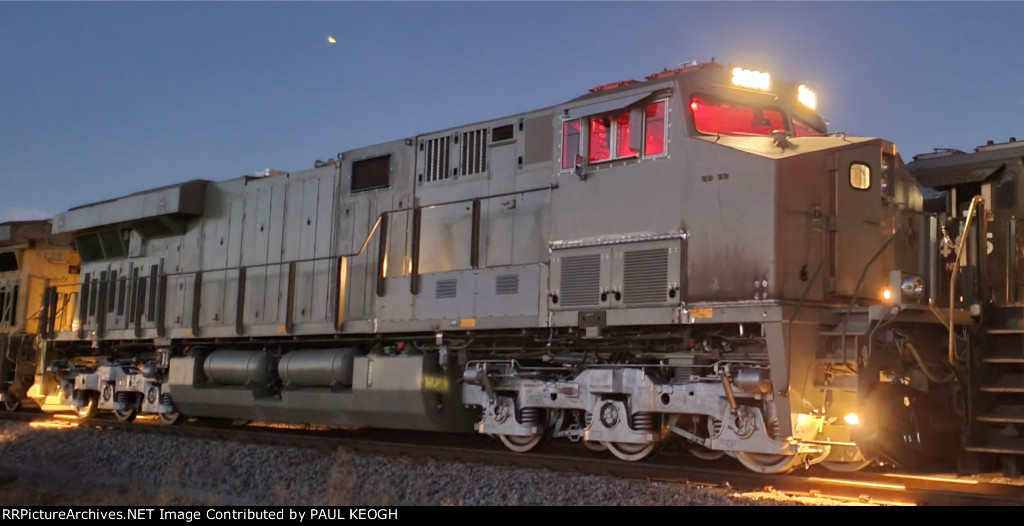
[614, 113, 636, 158]
[644, 101, 666, 156]
[849, 162, 871, 190]
[589, 116, 611, 163]
[352, 155, 391, 193]
[561, 120, 581, 170]
[561, 99, 668, 169]
[0, 252, 17, 273]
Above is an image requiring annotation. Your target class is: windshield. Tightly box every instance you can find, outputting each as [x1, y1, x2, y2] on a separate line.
[690, 94, 824, 137]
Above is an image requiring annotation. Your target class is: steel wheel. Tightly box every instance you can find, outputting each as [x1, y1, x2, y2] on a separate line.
[604, 441, 657, 462]
[582, 440, 608, 452]
[2, 393, 19, 413]
[114, 408, 137, 423]
[735, 452, 805, 474]
[73, 394, 97, 420]
[159, 411, 182, 425]
[688, 446, 726, 461]
[498, 433, 543, 453]
[820, 459, 872, 473]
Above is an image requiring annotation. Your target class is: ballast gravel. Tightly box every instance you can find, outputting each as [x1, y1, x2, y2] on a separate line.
[0, 420, 819, 506]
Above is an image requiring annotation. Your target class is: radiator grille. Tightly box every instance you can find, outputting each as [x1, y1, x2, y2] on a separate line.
[435, 279, 457, 299]
[622, 248, 668, 304]
[495, 274, 519, 295]
[460, 129, 487, 176]
[559, 254, 601, 307]
[423, 136, 451, 183]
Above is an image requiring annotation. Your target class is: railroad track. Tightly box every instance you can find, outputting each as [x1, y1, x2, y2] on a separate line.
[2, 411, 1022, 506]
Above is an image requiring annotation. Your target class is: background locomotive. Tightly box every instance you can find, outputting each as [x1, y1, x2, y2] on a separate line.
[4, 59, 1016, 474]
[0, 221, 78, 412]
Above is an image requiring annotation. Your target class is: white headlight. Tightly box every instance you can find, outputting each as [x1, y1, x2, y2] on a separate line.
[798, 85, 817, 110]
[731, 67, 771, 91]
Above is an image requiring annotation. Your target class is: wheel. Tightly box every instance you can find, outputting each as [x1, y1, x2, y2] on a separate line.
[735, 452, 805, 474]
[498, 433, 543, 453]
[114, 408, 137, 423]
[73, 394, 97, 420]
[688, 446, 726, 461]
[159, 411, 182, 425]
[820, 459, 873, 473]
[582, 440, 608, 452]
[683, 415, 724, 460]
[2, 393, 19, 413]
[603, 441, 658, 462]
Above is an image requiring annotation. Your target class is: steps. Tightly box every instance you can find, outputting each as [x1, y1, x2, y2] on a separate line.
[966, 306, 1024, 458]
[813, 315, 869, 392]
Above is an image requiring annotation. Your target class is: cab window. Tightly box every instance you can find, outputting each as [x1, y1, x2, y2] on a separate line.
[561, 100, 667, 169]
[793, 118, 822, 137]
[690, 95, 784, 136]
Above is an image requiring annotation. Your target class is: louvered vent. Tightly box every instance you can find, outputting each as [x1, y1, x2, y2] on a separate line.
[424, 136, 451, 183]
[435, 279, 457, 299]
[559, 254, 601, 307]
[460, 129, 487, 176]
[622, 248, 668, 304]
[495, 274, 519, 295]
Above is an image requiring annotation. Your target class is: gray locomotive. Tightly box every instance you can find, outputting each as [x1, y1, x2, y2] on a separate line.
[19, 60, 1002, 474]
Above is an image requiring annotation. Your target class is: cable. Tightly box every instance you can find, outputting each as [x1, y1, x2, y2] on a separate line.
[901, 340, 955, 384]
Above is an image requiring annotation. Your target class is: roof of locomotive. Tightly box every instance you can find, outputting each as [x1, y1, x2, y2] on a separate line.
[55, 60, 835, 225]
[908, 139, 1024, 189]
[0, 220, 71, 248]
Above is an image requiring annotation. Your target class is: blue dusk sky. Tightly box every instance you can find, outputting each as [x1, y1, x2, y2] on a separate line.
[1, 2, 1021, 220]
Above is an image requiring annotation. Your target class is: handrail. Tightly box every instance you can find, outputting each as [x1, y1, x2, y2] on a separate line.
[949, 195, 984, 365]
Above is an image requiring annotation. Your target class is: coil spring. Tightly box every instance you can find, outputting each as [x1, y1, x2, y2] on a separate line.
[519, 407, 543, 426]
[709, 417, 723, 437]
[631, 413, 657, 432]
[114, 391, 127, 407]
[767, 418, 781, 440]
[74, 390, 88, 407]
[159, 393, 173, 407]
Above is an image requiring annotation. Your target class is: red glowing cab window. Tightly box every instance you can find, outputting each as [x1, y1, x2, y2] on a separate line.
[645, 102, 665, 155]
[589, 117, 611, 163]
[793, 118, 822, 137]
[615, 113, 637, 158]
[690, 95, 784, 136]
[562, 120, 581, 169]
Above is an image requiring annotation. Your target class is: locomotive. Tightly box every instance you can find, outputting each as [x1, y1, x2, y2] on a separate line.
[3, 59, 1015, 474]
[0, 221, 79, 412]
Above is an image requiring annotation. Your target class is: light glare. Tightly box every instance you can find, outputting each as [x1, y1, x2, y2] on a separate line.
[798, 85, 817, 110]
[731, 67, 771, 91]
[883, 288, 892, 301]
[843, 412, 860, 426]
